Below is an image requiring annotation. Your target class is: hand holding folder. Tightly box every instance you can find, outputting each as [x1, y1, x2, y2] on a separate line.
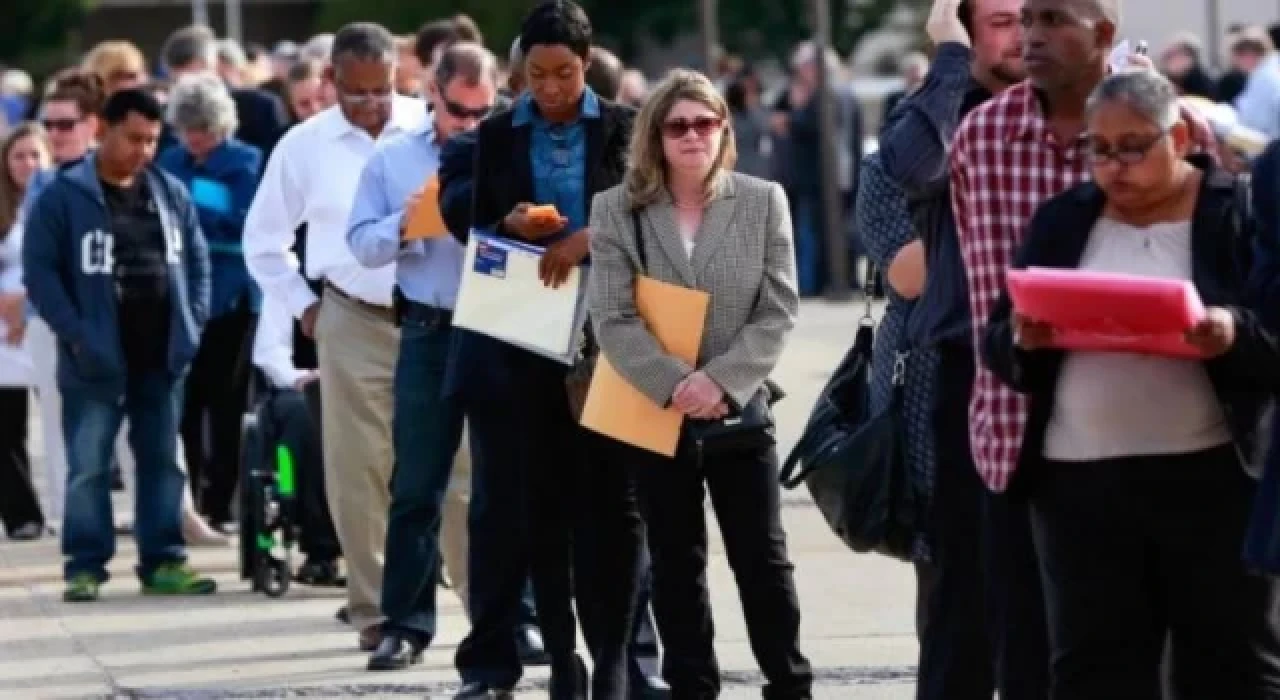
[403, 176, 446, 240]
[581, 277, 710, 457]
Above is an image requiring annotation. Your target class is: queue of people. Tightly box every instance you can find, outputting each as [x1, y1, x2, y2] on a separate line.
[7, 0, 1280, 698]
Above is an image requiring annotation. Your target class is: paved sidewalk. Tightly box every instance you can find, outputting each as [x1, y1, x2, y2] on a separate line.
[0, 300, 920, 699]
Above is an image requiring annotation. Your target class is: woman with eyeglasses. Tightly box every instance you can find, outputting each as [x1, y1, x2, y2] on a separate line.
[587, 68, 812, 699]
[984, 70, 1280, 698]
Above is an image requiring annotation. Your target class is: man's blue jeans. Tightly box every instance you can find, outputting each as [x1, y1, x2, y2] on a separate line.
[61, 372, 186, 583]
[381, 310, 465, 641]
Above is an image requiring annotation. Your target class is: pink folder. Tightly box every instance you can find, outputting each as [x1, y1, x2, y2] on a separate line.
[1005, 267, 1208, 359]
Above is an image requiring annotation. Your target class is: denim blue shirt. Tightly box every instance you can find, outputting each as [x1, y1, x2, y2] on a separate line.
[512, 88, 601, 241]
[346, 120, 466, 310]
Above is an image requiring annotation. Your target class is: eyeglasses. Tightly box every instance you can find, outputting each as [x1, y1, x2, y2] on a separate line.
[41, 118, 81, 132]
[1087, 130, 1169, 166]
[442, 97, 492, 120]
[662, 116, 724, 140]
[337, 87, 394, 106]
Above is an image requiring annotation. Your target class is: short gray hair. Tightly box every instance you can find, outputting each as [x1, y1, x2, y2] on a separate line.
[217, 38, 247, 70]
[162, 25, 218, 72]
[167, 73, 239, 137]
[1085, 70, 1179, 131]
[301, 34, 334, 63]
[435, 42, 498, 91]
[331, 22, 397, 66]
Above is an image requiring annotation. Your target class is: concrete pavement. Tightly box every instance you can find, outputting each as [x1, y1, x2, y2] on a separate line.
[0, 300, 921, 699]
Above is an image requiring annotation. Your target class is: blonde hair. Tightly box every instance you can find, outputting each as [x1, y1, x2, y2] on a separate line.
[82, 41, 147, 88]
[625, 68, 736, 209]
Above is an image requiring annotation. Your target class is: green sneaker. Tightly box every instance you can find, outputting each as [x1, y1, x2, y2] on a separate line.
[63, 573, 101, 602]
[141, 563, 217, 596]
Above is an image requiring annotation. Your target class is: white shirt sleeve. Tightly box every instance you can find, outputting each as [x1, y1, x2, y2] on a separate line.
[242, 131, 320, 319]
[252, 293, 306, 390]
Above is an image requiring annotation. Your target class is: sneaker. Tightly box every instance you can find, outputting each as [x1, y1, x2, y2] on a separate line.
[141, 563, 217, 596]
[63, 573, 101, 603]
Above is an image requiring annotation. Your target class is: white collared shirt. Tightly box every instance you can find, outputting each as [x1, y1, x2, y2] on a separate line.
[243, 96, 428, 316]
[252, 292, 305, 390]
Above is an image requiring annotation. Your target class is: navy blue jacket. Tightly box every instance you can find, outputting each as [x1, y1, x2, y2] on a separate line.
[22, 154, 211, 397]
[157, 137, 262, 317]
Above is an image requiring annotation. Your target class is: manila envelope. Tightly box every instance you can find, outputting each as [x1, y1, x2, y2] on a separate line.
[580, 276, 710, 457]
[404, 175, 447, 240]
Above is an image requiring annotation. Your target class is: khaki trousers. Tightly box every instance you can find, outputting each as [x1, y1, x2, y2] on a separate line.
[315, 288, 469, 630]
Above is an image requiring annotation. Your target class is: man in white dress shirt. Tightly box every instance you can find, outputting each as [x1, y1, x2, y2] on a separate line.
[242, 22, 423, 650]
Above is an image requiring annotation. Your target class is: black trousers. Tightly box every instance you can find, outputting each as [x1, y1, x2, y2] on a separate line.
[181, 304, 254, 522]
[266, 387, 339, 560]
[620, 435, 813, 700]
[914, 344, 1049, 700]
[1034, 445, 1280, 700]
[0, 388, 43, 534]
[456, 355, 642, 698]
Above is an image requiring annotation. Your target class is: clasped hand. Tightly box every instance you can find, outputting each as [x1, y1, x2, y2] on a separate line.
[673, 371, 729, 420]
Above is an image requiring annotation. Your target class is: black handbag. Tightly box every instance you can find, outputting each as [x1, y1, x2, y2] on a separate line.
[624, 207, 782, 458]
[777, 301, 918, 561]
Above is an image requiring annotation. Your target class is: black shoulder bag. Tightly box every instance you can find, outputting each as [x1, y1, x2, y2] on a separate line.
[776, 275, 918, 561]
[625, 208, 782, 460]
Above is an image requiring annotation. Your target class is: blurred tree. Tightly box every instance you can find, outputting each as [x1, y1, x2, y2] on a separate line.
[315, 0, 918, 67]
[0, 0, 95, 78]
[316, 0, 537, 54]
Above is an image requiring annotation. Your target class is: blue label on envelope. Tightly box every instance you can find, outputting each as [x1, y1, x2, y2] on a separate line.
[474, 240, 508, 279]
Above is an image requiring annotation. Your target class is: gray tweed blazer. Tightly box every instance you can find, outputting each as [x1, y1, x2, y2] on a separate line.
[586, 171, 799, 409]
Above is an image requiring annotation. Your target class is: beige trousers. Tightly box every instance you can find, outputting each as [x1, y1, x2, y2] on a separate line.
[315, 288, 470, 630]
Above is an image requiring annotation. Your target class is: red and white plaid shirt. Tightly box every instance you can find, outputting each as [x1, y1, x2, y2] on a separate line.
[949, 81, 1216, 492]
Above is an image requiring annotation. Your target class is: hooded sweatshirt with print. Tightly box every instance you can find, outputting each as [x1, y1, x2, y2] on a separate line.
[22, 153, 210, 399]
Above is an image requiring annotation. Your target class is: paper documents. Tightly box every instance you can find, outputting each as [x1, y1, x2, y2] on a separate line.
[403, 176, 447, 240]
[580, 277, 710, 457]
[452, 231, 588, 364]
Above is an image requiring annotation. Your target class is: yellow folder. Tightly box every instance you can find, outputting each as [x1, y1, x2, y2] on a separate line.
[580, 276, 710, 457]
[404, 175, 446, 240]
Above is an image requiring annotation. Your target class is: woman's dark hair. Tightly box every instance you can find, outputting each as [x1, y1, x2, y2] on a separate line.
[101, 88, 163, 126]
[958, 0, 974, 37]
[46, 69, 107, 118]
[414, 19, 459, 67]
[520, 0, 593, 60]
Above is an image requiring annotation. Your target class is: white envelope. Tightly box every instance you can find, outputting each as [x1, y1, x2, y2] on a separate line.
[452, 231, 588, 364]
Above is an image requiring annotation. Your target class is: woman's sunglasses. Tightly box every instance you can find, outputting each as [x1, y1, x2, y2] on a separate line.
[662, 116, 724, 139]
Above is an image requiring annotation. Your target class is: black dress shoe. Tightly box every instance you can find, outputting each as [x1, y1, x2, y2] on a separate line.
[296, 558, 346, 587]
[453, 681, 515, 699]
[336, 605, 350, 624]
[550, 653, 588, 700]
[516, 624, 551, 666]
[366, 632, 425, 671]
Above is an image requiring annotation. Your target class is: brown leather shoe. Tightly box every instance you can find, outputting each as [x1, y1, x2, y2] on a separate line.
[358, 625, 382, 652]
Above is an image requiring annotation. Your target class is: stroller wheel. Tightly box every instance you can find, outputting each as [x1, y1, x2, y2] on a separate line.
[259, 556, 291, 598]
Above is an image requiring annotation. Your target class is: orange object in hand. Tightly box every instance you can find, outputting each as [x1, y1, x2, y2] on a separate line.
[527, 204, 562, 226]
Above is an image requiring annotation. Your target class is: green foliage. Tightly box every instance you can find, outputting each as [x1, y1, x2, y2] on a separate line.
[315, 0, 913, 65]
[316, 0, 538, 54]
[0, 0, 95, 77]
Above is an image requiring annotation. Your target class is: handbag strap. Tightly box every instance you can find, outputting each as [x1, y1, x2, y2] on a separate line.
[631, 207, 648, 273]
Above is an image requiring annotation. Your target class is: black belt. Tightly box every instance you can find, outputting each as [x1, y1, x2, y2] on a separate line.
[323, 282, 396, 324]
[400, 298, 453, 328]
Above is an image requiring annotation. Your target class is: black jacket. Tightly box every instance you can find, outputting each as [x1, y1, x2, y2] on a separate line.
[437, 93, 514, 243]
[443, 97, 635, 400]
[983, 158, 1280, 476]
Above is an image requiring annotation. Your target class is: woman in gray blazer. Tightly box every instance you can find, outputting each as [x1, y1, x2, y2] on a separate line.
[587, 69, 812, 699]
